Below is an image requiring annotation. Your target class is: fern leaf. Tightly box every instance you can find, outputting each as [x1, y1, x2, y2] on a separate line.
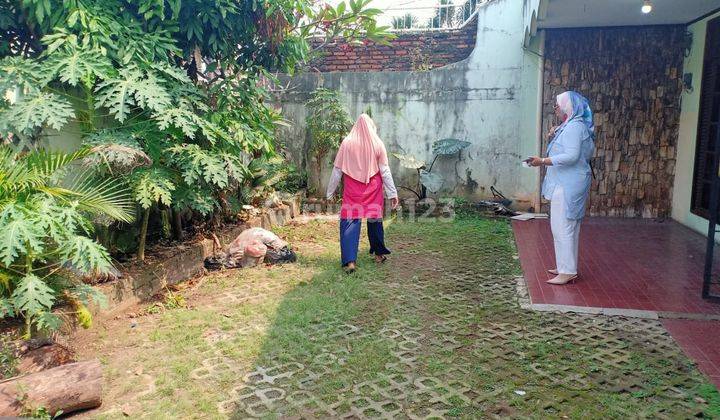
[150, 62, 192, 83]
[95, 67, 172, 123]
[26, 196, 68, 241]
[172, 185, 216, 215]
[2, 91, 74, 134]
[168, 144, 228, 188]
[12, 273, 55, 316]
[133, 70, 171, 112]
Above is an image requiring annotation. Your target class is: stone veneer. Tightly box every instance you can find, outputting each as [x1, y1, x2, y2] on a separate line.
[542, 26, 686, 218]
[308, 16, 477, 72]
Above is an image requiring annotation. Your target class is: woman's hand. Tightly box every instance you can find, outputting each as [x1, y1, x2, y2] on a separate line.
[527, 156, 545, 167]
[390, 197, 399, 209]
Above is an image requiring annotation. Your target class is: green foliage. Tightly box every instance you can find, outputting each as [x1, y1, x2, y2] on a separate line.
[392, 138, 471, 199]
[0, 146, 130, 336]
[2, 91, 74, 134]
[391, 13, 419, 30]
[131, 167, 175, 209]
[275, 163, 307, 193]
[306, 88, 351, 164]
[0, 333, 18, 379]
[0, 0, 391, 260]
[432, 138, 471, 155]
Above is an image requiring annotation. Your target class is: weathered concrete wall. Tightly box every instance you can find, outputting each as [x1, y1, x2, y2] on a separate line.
[542, 26, 685, 219]
[277, 0, 541, 208]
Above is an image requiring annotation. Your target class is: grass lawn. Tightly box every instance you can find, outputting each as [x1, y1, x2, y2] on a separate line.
[77, 214, 720, 419]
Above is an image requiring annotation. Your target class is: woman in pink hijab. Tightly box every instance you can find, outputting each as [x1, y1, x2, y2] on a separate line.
[326, 114, 399, 273]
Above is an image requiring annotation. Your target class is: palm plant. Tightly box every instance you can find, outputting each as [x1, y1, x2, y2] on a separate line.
[0, 145, 133, 337]
[391, 13, 418, 30]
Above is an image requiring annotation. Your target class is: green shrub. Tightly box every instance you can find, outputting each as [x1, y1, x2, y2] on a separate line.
[306, 88, 352, 188]
[0, 146, 132, 337]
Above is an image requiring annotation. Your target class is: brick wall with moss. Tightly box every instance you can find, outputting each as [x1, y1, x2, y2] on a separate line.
[542, 26, 686, 218]
[308, 16, 477, 72]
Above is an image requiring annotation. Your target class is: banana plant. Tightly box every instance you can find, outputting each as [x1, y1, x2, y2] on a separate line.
[392, 138, 471, 199]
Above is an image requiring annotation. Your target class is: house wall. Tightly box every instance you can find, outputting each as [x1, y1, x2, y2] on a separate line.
[541, 26, 686, 218]
[673, 11, 720, 236]
[276, 0, 542, 206]
[308, 16, 477, 72]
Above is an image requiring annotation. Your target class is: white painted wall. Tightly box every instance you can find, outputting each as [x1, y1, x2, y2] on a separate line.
[672, 11, 720, 236]
[277, 0, 542, 208]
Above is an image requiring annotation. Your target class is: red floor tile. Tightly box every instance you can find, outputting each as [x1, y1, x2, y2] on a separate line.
[664, 319, 720, 388]
[513, 218, 720, 315]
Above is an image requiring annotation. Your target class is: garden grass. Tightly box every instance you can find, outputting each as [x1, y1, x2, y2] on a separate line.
[77, 215, 720, 419]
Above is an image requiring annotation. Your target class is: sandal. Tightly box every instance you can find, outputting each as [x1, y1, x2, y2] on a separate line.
[375, 255, 387, 264]
[343, 262, 357, 274]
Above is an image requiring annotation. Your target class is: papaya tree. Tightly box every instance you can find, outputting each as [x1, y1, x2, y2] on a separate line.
[0, 146, 133, 337]
[0, 0, 392, 260]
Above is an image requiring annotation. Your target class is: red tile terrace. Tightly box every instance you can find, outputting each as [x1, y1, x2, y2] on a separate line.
[513, 218, 720, 387]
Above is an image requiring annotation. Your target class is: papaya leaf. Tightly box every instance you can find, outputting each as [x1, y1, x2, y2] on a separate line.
[12, 273, 55, 316]
[71, 283, 108, 309]
[36, 311, 63, 331]
[1, 91, 74, 134]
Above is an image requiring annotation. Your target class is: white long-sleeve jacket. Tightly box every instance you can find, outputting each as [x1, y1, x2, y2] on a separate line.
[326, 165, 398, 199]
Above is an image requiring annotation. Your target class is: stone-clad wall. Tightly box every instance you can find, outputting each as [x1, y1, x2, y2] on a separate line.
[308, 16, 477, 72]
[542, 26, 686, 218]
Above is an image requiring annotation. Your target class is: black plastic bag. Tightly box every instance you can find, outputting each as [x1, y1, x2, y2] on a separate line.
[264, 246, 297, 264]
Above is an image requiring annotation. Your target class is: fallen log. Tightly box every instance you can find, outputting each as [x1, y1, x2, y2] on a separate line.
[0, 360, 102, 416]
[16, 343, 76, 375]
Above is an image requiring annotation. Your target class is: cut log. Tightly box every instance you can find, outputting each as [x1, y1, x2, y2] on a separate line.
[0, 360, 102, 416]
[16, 344, 76, 375]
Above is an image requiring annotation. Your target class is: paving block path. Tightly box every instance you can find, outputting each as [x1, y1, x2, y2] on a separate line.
[78, 216, 719, 418]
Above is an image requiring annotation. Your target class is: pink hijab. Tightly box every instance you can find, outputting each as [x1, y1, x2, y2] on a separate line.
[334, 114, 389, 184]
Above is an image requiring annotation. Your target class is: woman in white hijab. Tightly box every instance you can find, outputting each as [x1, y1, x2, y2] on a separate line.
[526, 91, 595, 285]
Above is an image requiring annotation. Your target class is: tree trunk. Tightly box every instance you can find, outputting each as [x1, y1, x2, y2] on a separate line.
[316, 154, 324, 197]
[16, 343, 76, 375]
[160, 207, 172, 239]
[137, 207, 150, 261]
[172, 208, 184, 241]
[0, 360, 102, 416]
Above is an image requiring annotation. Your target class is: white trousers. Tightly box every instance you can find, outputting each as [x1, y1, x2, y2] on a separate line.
[550, 186, 581, 275]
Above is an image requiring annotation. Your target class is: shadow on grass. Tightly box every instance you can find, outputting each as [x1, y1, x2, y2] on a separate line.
[213, 214, 720, 418]
[224, 218, 400, 417]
